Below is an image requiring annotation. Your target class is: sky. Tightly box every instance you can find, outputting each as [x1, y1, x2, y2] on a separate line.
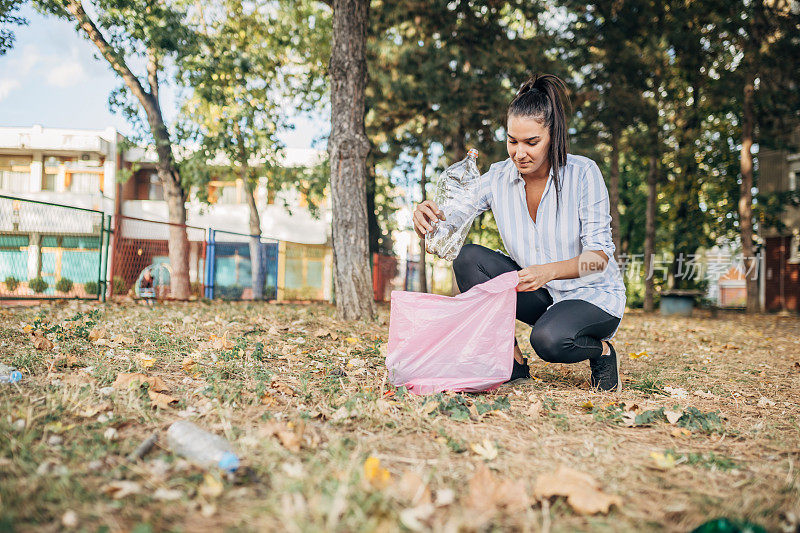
[0, 6, 325, 150]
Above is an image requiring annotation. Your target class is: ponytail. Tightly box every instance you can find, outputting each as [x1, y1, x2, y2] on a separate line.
[508, 74, 571, 213]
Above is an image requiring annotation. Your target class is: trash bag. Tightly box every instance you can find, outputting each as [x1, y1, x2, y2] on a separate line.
[386, 270, 519, 395]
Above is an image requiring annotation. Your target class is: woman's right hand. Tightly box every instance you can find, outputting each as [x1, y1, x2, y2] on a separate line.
[413, 200, 445, 238]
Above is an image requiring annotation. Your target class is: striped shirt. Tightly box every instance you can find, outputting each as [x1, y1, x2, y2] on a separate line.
[450, 154, 626, 337]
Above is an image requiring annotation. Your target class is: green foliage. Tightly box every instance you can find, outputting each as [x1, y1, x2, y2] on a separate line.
[28, 277, 48, 294]
[0, 0, 27, 55]
[421, 393, 511, 421]
[677, 406, 723, 434]
[83, 281, 99, 296]
[112, 276, 126, 295]
[216, 285, 244, 300]
[4, 276, 19, 291]
[55, 278, 74, 293]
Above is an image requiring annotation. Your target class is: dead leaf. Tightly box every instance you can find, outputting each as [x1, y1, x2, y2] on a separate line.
[395, 471, 432, 506]
[103, 480, 142, 499]
[533, 466, 620, 515]
[629, 351, 649, 359]
[210, 332, 234, 351]
[199, 472, 224, 499]
[581, 400, 594, 412]
[464, 464, 529, 513]
[271, 380, 296, 396]
[398, 504, 434, 531]
[148, 390, 177, 409]
[137, 353, 156, 369]
[112, 372, 168, 392]
[113, 334, 135, 345]
[153, 488, 183, 501]
[470, 440, 498, 461]
[88, 327, 106, 341]
[31, 332, 54, 351]
[527, 399, 543, 418]
[344, 337, 359, 344]
[650, 451, 677, 470]
[260, 392, 278, 407]
[263, 421, 303, 452]
[181, 357, 197, 373]
[363, 456, 391, 489]
[670, 427, 692, 438]
[664, 409, 682, 425]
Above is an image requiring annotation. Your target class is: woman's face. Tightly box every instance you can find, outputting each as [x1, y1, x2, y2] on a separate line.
[506, 114, 551, 179]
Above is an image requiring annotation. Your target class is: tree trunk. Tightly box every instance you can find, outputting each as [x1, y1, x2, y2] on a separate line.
[740, 74, 758, 313]
[151, 120, 191, 300]
[609, 124, 622, 263]
[328, 0, 376, 320]
[418, 154, 428, 293]
[245, 178, 264, 300]
[63, 0, 190, 299]
[234, 123, 264, 300]
[644, 126, 659, 313]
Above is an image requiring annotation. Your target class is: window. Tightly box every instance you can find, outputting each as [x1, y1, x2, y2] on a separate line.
[791, 171, 798, 192]
[69, 172, 99, 193]
[43, 156, 60, 191]
[790, 230, 800, 264]
[148, 173, 164, 200]
[0, 156, 32, 192]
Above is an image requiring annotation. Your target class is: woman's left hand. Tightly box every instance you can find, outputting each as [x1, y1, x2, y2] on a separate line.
[517, 265, 554, 292]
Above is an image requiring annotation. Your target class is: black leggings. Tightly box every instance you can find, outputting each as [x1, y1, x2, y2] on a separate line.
[452, 244, 621, 364]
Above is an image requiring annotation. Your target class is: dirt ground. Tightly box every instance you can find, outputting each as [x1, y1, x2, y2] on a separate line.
[1, 300, 799, 532]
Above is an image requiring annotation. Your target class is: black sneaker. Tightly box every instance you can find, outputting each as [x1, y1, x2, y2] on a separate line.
[506, 358, 531, 382]
[590, 342, 621, 392]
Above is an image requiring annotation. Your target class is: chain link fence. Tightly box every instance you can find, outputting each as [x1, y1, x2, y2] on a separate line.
[0, 195, 109, 299]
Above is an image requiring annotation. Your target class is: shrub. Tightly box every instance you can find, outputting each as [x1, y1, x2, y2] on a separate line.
[83, 281, 99, 296]
[29, 277, 48, 294]
[4, 276, 19, 291]
[113, 276, 126, 295]
[217, 285, 244, 300]
[55, 278, 74, 293]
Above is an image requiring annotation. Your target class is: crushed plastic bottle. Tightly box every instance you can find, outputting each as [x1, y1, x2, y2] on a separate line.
[0, 363, 22, 384]
[166, 420, 240, 473]
[425, 149, 483, 261]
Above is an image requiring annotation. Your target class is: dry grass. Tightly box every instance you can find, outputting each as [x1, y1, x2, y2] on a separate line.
[1, 300, 799, 532]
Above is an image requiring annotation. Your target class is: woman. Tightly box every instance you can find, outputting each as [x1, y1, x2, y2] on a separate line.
[412, 74, 626, 392]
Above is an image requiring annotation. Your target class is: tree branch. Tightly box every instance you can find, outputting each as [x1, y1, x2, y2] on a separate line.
[147, 48, 160, 101]
[64, 0, 150, 102]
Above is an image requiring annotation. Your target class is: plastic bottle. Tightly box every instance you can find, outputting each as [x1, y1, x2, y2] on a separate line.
[166, 420, 240, 473]
[425, 149, 483, 261]
[0, 363, 22, 384]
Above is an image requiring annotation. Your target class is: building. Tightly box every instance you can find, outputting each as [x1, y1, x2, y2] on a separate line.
[0, 125, 333, 300]
[756, 123, 800, 312]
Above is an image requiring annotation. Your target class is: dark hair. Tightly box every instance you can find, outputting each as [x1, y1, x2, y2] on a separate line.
[508, 74, 571, 213]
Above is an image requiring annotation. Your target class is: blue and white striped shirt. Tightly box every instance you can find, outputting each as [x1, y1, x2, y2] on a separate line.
[451, 154, 626, 336]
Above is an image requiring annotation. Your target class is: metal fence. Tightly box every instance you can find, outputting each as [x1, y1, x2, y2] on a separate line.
[205, 229, 279, 300]
[110, 215, 207, 299]
[0, 195, 380, 303]
[0, 195, 110, 300]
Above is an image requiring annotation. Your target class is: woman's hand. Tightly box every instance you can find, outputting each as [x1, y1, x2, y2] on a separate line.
[413, 200, 445, 238]
[517, 265, 555, 292]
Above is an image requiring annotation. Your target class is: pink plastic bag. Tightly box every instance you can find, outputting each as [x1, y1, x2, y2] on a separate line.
[386, 270, 519, 395]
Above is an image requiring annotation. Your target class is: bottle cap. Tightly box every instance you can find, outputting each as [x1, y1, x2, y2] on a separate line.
[218, 452, 240, 473]
[467, 149, 478, 159]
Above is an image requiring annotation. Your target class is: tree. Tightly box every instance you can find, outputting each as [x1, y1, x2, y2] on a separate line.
[0, 0, 27, 55]
[180, 0, 293, 299]
[329, 0, 376, 320]
[36, 0, 195, 298]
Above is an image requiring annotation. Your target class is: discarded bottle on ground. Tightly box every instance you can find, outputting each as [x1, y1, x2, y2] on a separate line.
[425, 149, 483, 261]
[166, 420, 240, 473]
[0, 363, 22, 384]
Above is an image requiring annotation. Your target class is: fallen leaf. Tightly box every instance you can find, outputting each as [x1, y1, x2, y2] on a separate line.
[103, 480, 142, 499]
[757, 396, 776, 407]
[112, 373, 168, 392]
[464, 464, 529, 513]
[199, 472, 224, 498]
[271, 380, 296, 396]
[399, 504, 434, 531]
[533, 466, 621, 515]
[395, 471, 432, 506]
[581, 400, 594, 412]
[260, 392, 278, 407]
[137, 353, 156, 369]
[664, 386, 688, 399]
[629, 351, 649, 359]
[88, 327, 106, 341]
[22, 324, 34, 334]
[363, 456, 391, 489]
[527, 399, 543, 418]
[31, 332, 54, 351]
[670, 427, 692, 438]
[664, 409, 683, 425]
[344, 337, 359, 344]
[210, 332, 234, 351]
[181, 357, 197, 373]
[471, 440, 498, 461]
[113, 334, 135, 345]
[148, 390, 177, 409]
[650, 451, 677, 470]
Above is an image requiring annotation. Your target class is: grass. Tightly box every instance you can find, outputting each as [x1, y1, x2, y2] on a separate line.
[0, 302, 798, 532]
